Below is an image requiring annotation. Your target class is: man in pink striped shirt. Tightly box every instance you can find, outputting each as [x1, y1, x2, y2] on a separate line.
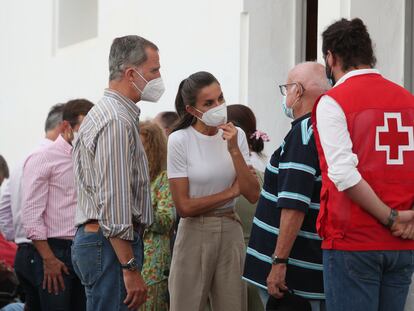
[22, 99, 93, 311]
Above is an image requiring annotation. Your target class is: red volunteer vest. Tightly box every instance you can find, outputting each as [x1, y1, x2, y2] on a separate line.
[312, 73, 414, 251]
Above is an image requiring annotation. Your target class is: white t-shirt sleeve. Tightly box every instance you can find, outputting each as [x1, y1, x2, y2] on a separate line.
[237, 127, 251, 166]
[316, 95, 362, 191]
[167, 131, 188, 179]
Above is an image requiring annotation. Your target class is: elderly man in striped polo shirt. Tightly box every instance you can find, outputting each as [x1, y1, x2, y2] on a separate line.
[243, 62, 330, 311]
[72, 35, 165, 311]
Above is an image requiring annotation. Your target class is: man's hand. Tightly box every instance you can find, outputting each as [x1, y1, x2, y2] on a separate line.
[266, 264, 288, 298]
[42, 256, 69, 295]
[395, 210, 414, 224]
[391, 222, 414, 239]
[123, 270, 147, 310]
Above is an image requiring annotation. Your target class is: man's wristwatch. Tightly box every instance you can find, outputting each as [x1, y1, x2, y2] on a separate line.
[271, 254, 289, 265]
[385, 208, 398, 228]
[121, 258, 138, 271]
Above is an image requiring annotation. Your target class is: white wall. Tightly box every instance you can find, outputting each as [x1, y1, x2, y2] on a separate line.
[242, 0, 304, 157]
[318, 0, 406, 85]
[0, 0, 243, 169]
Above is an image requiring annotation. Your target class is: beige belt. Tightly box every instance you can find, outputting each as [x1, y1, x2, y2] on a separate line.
[201, 209, 242, 226]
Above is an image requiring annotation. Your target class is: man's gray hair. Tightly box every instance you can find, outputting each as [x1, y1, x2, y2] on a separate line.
[109, 35, 158, 81]
[44, 103, 65, 132]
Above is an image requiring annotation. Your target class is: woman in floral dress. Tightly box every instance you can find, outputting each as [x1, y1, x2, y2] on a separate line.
[140, 121, 176, 311]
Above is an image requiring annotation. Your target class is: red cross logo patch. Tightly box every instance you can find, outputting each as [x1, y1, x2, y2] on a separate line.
[375, 112, 414, 165]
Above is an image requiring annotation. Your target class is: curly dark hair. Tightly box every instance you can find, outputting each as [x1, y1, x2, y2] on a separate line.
[322, 18, 376, 71]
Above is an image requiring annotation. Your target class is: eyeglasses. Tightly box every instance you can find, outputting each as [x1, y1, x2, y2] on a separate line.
[278, 82, 305, 96]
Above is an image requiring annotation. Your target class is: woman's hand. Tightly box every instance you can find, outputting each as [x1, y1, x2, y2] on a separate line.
[218, 122, 239, 154]
[230, 178, 240, 198]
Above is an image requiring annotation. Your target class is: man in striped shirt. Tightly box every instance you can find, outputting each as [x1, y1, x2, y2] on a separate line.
[243, 62, 330, 310]
[21, 99, 94, 310]
[72, 35, 164, 311]
[0, 103, 64, 311]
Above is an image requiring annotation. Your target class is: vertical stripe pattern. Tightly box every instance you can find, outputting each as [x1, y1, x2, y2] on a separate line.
[73, 89, 153, 241]
[21, 136, 77, 239]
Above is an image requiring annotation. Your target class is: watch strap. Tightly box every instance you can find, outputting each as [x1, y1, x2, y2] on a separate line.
[271, 255, 289, 265]
[385, 208, 398, 228]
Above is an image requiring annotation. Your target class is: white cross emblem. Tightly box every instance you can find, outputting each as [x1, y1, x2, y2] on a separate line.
[375, 112, 414, 165]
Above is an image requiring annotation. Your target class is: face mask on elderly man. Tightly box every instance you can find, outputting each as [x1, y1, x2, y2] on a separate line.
[282, 96, 295, 119]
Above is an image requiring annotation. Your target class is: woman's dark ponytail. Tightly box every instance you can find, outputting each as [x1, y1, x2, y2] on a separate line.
[173, 79, 195, 132]
[172, 71, 219, 133]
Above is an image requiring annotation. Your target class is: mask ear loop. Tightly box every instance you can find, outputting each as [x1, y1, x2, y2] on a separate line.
[131, 69, 147, 94]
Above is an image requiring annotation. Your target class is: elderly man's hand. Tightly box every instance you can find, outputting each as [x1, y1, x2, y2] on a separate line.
[266, 264, 288, 298]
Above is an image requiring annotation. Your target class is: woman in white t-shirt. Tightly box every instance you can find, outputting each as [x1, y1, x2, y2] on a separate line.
[167, 71, 260, 311]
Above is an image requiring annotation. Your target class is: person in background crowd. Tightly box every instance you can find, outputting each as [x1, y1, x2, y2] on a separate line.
[167, 71, 260, 311]
[0, 259, 23, 311]
[0, 156, 9, 188]
[72, 35, 164, 311]
[227, 104, 268, 311]
[21, 99, 93, 311]
[243, 62, 330, 311]
[139, 121, 176, 311]
[228, 105, 269, 173]
[314, 18, 414, 311]
[154, 111, 179, 136]
[0, 103, 64, 311]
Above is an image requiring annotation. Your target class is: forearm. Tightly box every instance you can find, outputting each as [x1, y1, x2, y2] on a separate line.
[229, 148, 260, 203]
[172, 186, 238, 218]
[33, 240, 55, 260]
[109, 237, 135, 265]
[274, 209, 305, 258]
[344, 178, 390, 225]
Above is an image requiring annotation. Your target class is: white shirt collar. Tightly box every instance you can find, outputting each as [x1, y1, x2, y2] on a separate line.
[334, 68, 380, 87]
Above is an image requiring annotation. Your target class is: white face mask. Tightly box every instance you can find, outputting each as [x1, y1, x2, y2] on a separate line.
[195, 103, 227, 127]
[132, 69, 165, 103]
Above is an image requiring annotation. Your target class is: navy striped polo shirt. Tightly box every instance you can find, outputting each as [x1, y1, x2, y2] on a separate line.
[243, 113, 324, 300]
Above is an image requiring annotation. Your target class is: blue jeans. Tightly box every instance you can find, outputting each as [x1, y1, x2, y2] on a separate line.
[323, 250, 414, 311]
[0, 303, 24, 311]
[71, 225, 144, 311]
[33, 239, 86, 311]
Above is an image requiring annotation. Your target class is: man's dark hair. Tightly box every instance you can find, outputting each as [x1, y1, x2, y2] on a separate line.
[0, 155, 9, 180]
[322, 18, 376, 71]
[44, 104, 65, 132]
[63, 99, 94, 128]
[158, 111, 179, 130]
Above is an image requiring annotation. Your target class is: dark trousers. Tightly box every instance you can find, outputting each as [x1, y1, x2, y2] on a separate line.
[14, 243, 41, 311]
[33, 238, 86, 311]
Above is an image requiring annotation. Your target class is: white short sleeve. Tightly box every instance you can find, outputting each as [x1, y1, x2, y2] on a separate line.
[167, 131, 188, 179]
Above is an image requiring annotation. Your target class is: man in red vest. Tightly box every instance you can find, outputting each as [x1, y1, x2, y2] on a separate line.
[313, 18, 414, 311]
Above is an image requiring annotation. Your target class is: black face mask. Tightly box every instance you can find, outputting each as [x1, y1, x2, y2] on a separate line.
[325, 62, 336, 87]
